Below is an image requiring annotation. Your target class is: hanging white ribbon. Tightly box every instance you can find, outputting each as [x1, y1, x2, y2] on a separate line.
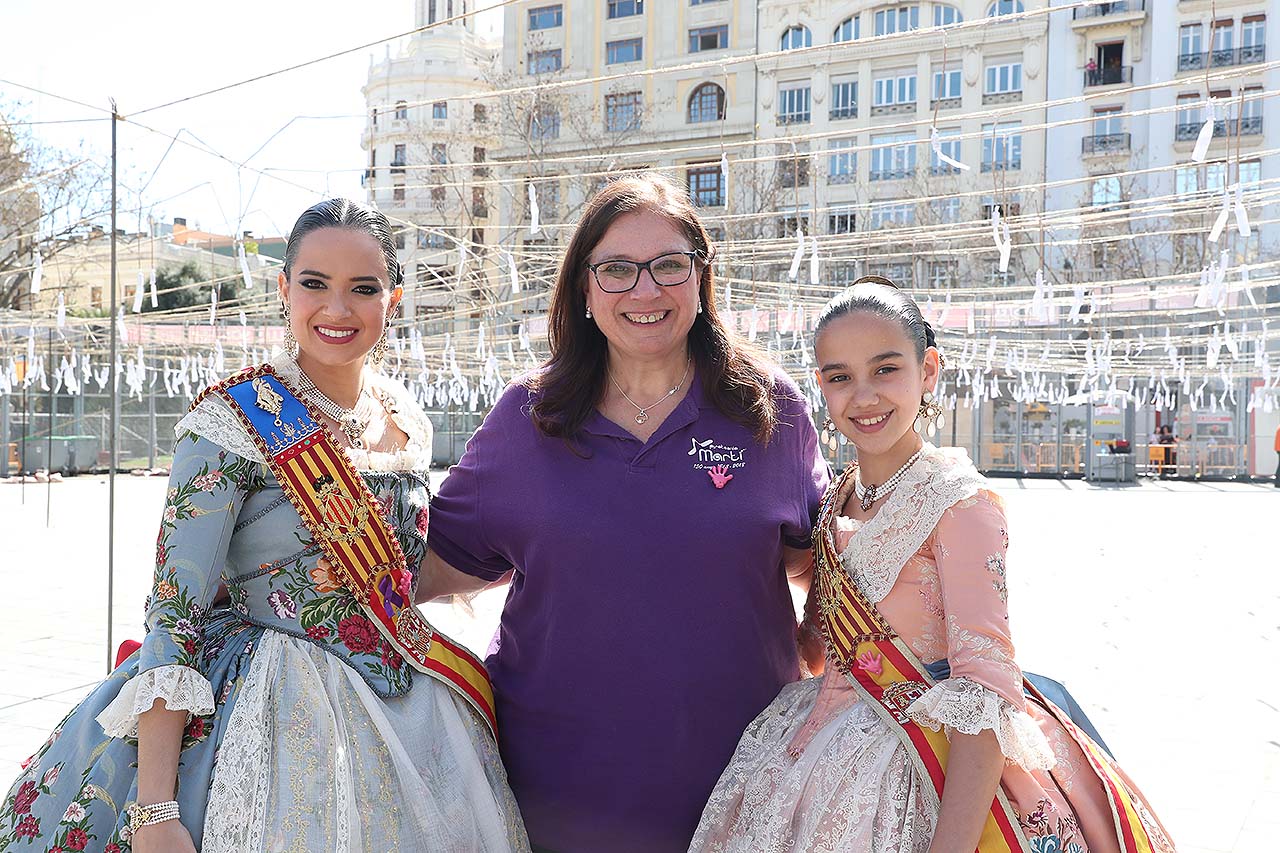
[209, 284, 218, 326]
[1208, 185, 1231, 243]
[808, 234, 820, 285]
[116, 306, 128, 343]
[456, 238, 468, 283]
[56, 292, 66, 330]
[30, 252, 42, 295]
[149, 268, 158, 308]
[990, 205, 1012, 272]
[1028, 268, 1051, 323]
[506, 250, 520, 293]
[724, 280, 732, 311]
[238, 244, 255, 290]
[929, 127, 969, 171]
[1232, 181, 1251, 237]
[1191, 99, 1215, 163]
[720, 153, 730, 195]
[132, 270, 146, 313]
[528, 183, 541, 236]
[1242, 267, 1258, 308]
[787, 224, 805, 281]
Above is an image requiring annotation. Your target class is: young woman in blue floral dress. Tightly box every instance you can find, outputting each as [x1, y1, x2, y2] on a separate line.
[0, 199, 529, 853]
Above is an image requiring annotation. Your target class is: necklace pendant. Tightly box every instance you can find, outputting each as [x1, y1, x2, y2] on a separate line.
[860, 487, 876, 512]
[635, 411, 649, 425]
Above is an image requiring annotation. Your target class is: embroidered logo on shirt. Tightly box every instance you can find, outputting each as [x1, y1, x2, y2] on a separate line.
[689, 437, 747, 487]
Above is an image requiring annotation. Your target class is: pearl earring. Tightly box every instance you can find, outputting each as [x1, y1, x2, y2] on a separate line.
[697, 302, 703, 314]
[585, 306, 593, 319]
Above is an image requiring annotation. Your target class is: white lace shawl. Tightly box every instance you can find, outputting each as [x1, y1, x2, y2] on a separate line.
[174, 353, 434, 473]
[839, 443, 1055, 771]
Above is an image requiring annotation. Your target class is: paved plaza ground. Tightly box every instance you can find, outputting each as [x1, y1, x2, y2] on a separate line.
[0, 472, 1276, 850]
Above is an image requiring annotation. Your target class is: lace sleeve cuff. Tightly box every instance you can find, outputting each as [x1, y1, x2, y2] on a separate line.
[907, 677, 1055, 772]
[95, 665, 216, 738]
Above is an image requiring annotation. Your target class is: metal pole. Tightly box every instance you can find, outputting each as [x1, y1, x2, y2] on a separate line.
[46, 324, 54, 526]
[148, 368, 156, 470]
[20, 377, 27, 503]
[107, 103, 119, 674]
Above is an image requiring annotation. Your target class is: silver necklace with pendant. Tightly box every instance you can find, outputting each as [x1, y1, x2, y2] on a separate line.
[610, 359, 691, 425]
[853, 449, 923, 512]
[295, 369, 372, 449]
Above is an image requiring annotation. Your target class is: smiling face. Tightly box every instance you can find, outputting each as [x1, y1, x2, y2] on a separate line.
[584, 207, 702, 365]
[815, 311, 940, 460]
[278, 227, 401, 372]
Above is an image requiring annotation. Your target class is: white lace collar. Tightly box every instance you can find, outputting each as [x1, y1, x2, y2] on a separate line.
[175, 353, 433, 473]
[833, 443, 986, 603]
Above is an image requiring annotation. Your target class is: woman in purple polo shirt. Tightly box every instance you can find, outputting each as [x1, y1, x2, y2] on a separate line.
[418, 173, 828, 853]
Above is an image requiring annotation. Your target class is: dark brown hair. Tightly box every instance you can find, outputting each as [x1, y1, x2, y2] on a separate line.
[529, 173, 779, 444]
[815, 274, 941, 364]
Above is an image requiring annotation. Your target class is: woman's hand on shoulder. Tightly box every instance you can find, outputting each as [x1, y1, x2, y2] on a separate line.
[132, 820, 198, 853]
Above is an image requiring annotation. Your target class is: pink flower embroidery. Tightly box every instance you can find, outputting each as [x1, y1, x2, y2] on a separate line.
[415, 507, 429, 536]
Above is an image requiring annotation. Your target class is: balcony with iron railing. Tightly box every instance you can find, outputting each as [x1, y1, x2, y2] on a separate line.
[870, 167, 914, 181]
[1178, 44, 1266, 72]
[1084, 66, 1132, 87]
[1082, 133, 1131, 155]
[829, 104, 858, 120]
[1073, 0, 1145, 19]
[776, 110, 811, 125]
[931, 97, 962, 111]
[980, 159, 1022, 173]
[828, 171, 857, 185]
[929, 164, 963, 176]
[1175, 116, 1263, 141]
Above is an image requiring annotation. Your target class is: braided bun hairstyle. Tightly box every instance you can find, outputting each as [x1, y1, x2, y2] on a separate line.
[815, 275, 945, 368]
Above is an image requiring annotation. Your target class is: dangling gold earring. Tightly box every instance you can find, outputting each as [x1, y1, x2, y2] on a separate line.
[914, 391, 945, 438]
[370, 317, 391, 368]
[821, 416, 844, 460]
[281, 301, 299, 359]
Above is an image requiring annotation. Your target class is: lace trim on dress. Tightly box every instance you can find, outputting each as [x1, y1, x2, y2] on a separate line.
[907, 677, 1056, 772]
[95, 664, 216, 738]
[839, 443, 987, 603]
[174, 352, 433, 473]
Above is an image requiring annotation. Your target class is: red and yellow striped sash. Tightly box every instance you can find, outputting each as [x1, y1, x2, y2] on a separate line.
[813, 465, 1159, 852]
[196, 364, 497, 738]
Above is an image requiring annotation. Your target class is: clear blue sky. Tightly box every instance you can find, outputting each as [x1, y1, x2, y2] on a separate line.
[2, 1, 500, 239]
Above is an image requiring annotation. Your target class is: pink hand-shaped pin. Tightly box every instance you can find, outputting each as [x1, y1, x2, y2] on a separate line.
[855, 650, 883, 676]
[707, 465, 734, 489]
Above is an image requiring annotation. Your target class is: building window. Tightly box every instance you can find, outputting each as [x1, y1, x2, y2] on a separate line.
[981, 122, 1022, 171]
[371, 106, 378, 126]
[1179, 23, 1203, 67]
[930, 129, 961, 175]
[688, 82, 725, 122]
[873, 73, 917, 107]
[472, 188, 488, 218]
[779, 149, 810, 188]
[393, 184, 405, 202]
[929, 198, 962, 223]
[780, 25, 811, 51]
[1176, 93, 1202, 133]
[875, 6, 919, 36]
[687, 163, 724, 207]
[777, 84, 811, 124]
[392, 143, 406, 173]
[984, 62, 1022, 94]
[987, 0, 1024, 16]
[395, 230, 407, 250]
[605, 91, 643, 132]
[528, 49, 562, 73]
[828, 205, 856, 234]
[431, 143, 447, 164]
[473, 103, 488, 123]
[870, 201, 916, 229]
[833, 16, 858, 42]
[528, 4, 562, 30]
[1090, 176, 1122, 208]
[1242, 15, 1266, 62]
[986, 261, 1013, 287]
[1174, 165, 1199, 196]
[1092, 106, 1123, 137]
[431, 185, 446, 203]
[432, 101, 447, 119]
[1240, 159, 1261, 185]
[870, 132, 916, 181]
[933, 68, 961, 101]
[927, 260, 958, 288]
[934, 5, 962, 26]
[530, 104, 561, 139]
[828, 138, 857, 183]
[606, 38, 643, 64]
[777, 215, 809, 238]
[689, 25, 728, 52]
[395, 100, 408, 120]
[608, 0, 643, 18]
[830, 79, 857, 119]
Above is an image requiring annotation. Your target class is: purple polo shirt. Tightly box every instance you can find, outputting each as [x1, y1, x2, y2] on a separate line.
[428, 372, 827, 853]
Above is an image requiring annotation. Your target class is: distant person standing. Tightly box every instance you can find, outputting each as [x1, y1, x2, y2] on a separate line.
[1158, 424, 1178, 479]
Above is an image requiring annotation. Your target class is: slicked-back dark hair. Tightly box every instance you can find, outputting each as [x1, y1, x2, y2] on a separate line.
[815, 274, 940, 362]
[283, 198, 404, 288]
[530, 172, 780, 444]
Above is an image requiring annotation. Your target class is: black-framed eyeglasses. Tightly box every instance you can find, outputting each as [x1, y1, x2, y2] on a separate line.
[588, 251, 703, 294]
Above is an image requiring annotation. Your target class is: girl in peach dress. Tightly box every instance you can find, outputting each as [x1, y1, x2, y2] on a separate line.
[688, 277, 1174, 853]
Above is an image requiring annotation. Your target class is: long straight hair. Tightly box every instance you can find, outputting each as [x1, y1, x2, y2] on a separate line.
[529, 173, 779, 444]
